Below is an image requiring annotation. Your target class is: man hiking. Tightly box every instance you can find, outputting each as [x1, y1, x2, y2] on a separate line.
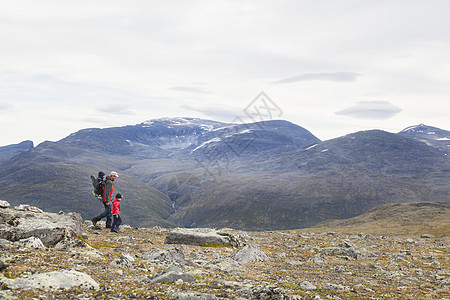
[91, 171, 119, 228]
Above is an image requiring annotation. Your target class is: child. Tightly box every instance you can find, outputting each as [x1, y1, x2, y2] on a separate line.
[111, 193, 122, 233]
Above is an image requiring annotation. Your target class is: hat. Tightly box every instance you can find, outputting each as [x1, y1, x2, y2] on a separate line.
[98, 171, 105, 178]
[115, 193, 122, 199]
[110, 171, 119, 178]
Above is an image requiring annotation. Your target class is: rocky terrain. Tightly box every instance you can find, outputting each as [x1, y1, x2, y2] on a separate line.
[1, 200, 449, 299]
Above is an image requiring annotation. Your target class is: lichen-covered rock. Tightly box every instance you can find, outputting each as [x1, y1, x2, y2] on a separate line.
[0, 200, 10, 208]
[139, 247, 186, 266]
[1, 270, 99, 290]
[150, 265, 195, 284]
[0, 206, 82, 245]
[232, 244, 270, 263]
[321, 246, 358, 259]
[14, 237, 45, 249]
[165, 228, 246, 248]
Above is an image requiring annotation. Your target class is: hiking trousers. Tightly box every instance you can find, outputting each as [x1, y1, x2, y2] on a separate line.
[93, 201, 112, 228]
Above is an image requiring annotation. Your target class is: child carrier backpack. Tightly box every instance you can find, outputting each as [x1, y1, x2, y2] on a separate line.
[90, 171, 105, 199]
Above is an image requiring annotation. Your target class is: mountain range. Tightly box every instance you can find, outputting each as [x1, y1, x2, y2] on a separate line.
[0, 117, 448, 230]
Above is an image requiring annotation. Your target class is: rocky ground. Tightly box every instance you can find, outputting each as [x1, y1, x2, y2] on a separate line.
[0, 202, 449, 299]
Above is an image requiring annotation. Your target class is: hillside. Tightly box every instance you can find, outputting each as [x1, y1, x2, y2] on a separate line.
[0, 140, 33, 165]
[312, 202, 450, 236]
[0, 118, 449, 230]
[162, 130, 450, 230]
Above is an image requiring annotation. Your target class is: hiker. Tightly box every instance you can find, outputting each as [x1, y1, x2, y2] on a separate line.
[91, 171, 119, 228]
[111, 193, 123, 233]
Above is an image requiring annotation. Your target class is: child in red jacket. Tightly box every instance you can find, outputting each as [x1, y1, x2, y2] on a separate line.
[111, 193, 122, 233]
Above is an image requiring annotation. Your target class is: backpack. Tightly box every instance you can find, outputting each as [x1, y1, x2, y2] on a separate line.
[90, 171, 105, 199]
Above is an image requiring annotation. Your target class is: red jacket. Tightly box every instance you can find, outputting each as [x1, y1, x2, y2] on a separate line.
[102, 176, 114, 203]
[111, 197, 121, 215]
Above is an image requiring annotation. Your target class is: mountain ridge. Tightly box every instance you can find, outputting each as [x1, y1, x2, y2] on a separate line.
[0, 118, 449, 230]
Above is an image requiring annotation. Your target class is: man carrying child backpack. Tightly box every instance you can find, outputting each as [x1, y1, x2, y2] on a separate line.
[111, 193, 123, 233]
[91, 171, 119, 229]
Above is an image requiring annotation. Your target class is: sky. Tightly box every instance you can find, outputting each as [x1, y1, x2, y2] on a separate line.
[1, 0, 449, 147]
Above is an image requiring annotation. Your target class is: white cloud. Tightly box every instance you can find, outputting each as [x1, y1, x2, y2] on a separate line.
[0, 0, 449, 145]
[336, 101, 402, 120]
[273, 72, 363, 84]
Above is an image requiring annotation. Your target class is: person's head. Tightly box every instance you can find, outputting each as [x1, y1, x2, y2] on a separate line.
[98, 171, 105, 178]
[109, 171, 119, 181]
[115, 193, 122, 199]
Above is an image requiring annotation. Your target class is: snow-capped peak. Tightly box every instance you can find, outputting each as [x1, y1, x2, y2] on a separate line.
[399, 123, 429, 134]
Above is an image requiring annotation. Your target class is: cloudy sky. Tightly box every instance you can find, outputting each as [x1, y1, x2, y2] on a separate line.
[1, 0, 449, 146]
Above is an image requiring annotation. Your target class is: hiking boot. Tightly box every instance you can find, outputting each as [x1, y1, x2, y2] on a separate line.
[91, 219, 97, 227]
[111, 228, 119, 233]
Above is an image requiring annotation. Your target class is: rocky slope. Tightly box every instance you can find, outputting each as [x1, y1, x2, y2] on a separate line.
[0, 201, 449, 299]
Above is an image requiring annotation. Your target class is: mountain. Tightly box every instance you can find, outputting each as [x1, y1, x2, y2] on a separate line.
[0, 118, 321, 229]
[160, 129, 450, 230]
[0, 118, 448, 230]
[0, 140, 34, 165]
[398, 123, 450, 154]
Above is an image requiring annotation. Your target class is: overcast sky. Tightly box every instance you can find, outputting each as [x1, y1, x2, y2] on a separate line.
[1, 0, 449, 147]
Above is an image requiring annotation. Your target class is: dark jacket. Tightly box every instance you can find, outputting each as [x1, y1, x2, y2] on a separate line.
[102, 176, 114, 203]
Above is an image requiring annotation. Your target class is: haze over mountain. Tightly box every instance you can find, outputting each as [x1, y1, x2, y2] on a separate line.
[0, 118, 448, 230]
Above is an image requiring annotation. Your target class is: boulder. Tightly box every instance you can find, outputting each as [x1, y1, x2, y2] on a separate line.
[165, 228, 246, 248]
[1, 270, 99, 290]
[0, 238, 13, 249]
[232, 244, 270, 263]
[14, 237, 45, 249]
[321, 246, 358, 259]
[139, 247, 186, 266]
[150, 265, 195, 284]
[206, 257, 243, 273]
[298, 281, 317, 290]
[0, 200, 10, 208]
[0, 206, 83, 245]
[0, 260, 8, 271]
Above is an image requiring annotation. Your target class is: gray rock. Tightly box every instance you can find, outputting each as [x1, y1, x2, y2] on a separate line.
[14, 237, 45, 249]
[139, 247, 186, 266]
[0, 290, 17, 300]
[121, 253, 135, 262]
[420, 234, 436, 239]
[0, 207, 83, 245]
[206, 257, 243, 273]
[167, 291, 218, 300]
[1, 270, 99, 290]
[287, 260, 303, 266]
[0, 260, 8, 271]
[13, 204, 43, 213]
[299, 281, 316, 290]
[165, 228, 246, 248]
[111, 256, 133, 269]
[309, 253, 327, 264]
[0, 200, 10, 208]
[324, 283, 350, 291]
[150, 265, 195, 284]
[0, 238, 13, 249]
[232, 244, 270, 263]
[241, 285, 294, 299]
[54, 236, 90, 250]
[321, 247, 358, 259]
